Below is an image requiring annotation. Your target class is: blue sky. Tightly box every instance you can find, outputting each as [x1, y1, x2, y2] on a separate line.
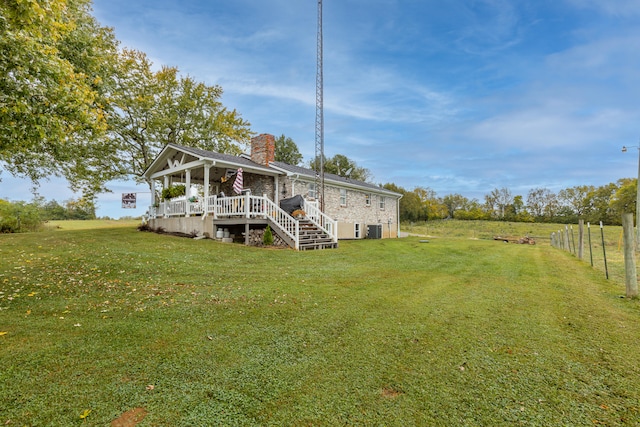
[3, 0, 640, 218]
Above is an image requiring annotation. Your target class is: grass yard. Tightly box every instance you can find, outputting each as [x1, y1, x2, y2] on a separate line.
[1, 223, 640, 425]
[43, 219, 140, 231]
[405, 219, 630, 284]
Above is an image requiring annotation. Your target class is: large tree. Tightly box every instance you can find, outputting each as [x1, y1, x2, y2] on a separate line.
[610, 178, 637, 217]
[485, 187, 513, 219]
[557, 185, 593, 217]
[383, 183, 423, 222]
[310, 154, 371, 182]
[0, 0, 118, 193]
[274, 134, 303, 165]
[107, 49, 253, 188]
[526, 188, 558, 220]
[442, 193, 469, 218]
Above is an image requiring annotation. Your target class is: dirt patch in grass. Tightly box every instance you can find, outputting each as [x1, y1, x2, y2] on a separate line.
[381, 387, 403, 399]
[111, 407, 147, 427]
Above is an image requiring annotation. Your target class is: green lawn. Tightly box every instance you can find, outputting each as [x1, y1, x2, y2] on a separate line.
[1, 223, 639, 425]
[43, 219, 140, 231]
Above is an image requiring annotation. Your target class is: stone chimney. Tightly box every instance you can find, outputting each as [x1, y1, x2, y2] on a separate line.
[250, 133, 275, 167]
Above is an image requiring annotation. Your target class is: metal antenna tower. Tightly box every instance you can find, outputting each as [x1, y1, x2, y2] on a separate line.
[314, 0, 325, 211]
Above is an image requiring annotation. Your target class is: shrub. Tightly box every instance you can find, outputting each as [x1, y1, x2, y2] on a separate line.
[0, 199, 42, 232]
[263, 225, 274, 246]
[161, 185, 186, 200]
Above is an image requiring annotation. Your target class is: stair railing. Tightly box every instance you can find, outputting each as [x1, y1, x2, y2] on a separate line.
[260, 196, 300, 250]
[303, 200, 338, 243]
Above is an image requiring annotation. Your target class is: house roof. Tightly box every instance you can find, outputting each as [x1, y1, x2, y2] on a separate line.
[143, 143, 277, 180]
[144, 143, 402, 198]
[270, 161, 401, 198]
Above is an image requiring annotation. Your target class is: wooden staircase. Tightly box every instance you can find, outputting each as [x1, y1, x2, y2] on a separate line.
[298, 220, 338, 250]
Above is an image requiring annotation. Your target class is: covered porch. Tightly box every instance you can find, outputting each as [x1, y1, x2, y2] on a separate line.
[143, 142, 338, 250]
[148, 193, 338, 250]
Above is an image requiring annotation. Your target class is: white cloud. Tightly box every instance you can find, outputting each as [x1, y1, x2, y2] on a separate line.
[565, 0, 640, 17]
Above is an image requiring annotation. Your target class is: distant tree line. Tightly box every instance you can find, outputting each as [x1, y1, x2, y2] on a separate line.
[0, 197, 96, 233]
[383, 178, 637, 226]
[274, 136, 638, 226]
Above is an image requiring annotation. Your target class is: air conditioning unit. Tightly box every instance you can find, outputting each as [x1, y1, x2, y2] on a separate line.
[367, 224, 382, 239]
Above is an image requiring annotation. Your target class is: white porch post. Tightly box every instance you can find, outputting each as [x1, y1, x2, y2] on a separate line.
[163, 175, 169, 218]
[150, 180, 156, 218]
[150, 180, 156, 206]
[203, 163, 210, 214]
[185, 168, 191, 217]
[274, 176, 279, 204]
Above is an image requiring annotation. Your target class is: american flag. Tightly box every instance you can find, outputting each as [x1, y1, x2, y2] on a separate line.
[233, 168, 243, 194]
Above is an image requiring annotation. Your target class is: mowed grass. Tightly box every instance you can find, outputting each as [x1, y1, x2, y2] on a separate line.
[43, 219, 140, 231]
[406, 219, 629, 283]
[1, 223, 640, 426]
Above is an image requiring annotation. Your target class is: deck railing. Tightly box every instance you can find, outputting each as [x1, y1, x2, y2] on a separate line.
[151, 194, 337, 249]
[303, 200, 338, 243]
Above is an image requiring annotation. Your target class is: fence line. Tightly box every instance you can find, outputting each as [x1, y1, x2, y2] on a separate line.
[550, 218, 640, 287]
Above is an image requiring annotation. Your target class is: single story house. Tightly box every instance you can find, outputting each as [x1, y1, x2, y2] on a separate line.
[144, 134, 402, 250]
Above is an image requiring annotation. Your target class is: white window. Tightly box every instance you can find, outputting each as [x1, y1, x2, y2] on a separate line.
[365, 193, 371, 206]
[355, 223, 361, 239]
[379, 196, 386, 210]
[308, 182, 316, 199]
[340, 189, 347, 206]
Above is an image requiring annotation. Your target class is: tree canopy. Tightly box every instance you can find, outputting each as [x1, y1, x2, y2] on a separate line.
[105, 49, 253, 189]
[310, 154, 371, 182]
[274, 134, 303, 166]
[1, 4, 252, 196]
[0, 0, 118, 194]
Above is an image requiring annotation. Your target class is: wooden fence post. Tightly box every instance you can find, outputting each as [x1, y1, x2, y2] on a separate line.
[570, 225, 576, 254]
[578, 220, 584, 260]
[587, 222, 593, 266]
[600, 221, 609, 280]
[622, 213, 638, 298]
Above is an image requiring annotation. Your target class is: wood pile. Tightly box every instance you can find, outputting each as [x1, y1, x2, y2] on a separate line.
[493, 236, 536, 245]
[247, 228, 288, 247]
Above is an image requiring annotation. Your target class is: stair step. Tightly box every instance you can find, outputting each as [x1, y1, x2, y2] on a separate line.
[299, 242, 338, 250]
[273, 218, 338, 250]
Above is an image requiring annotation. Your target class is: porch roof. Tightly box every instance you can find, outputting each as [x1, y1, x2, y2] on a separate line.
[143, 143, 280, 182]
[143, 143, 402, 199]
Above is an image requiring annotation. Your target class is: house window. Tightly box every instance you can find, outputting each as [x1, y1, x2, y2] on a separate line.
[340, 189, 347, 206]
[308, 182, 316, 199]
[365, 193, 371, 206]
[379, 196, 386, 210]
[355, 223, 361, 239]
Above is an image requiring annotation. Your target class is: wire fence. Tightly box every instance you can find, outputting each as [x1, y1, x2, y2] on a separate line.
[550, 221, 628, 284]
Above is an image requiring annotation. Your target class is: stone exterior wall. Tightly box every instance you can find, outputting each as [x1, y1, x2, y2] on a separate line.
[280, 176, 399, 239]
[324, 186, 399, 239]
[219, 172, 275, 199]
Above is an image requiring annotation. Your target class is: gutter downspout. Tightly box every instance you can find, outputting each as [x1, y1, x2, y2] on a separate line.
[397, 194, 403, 238]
